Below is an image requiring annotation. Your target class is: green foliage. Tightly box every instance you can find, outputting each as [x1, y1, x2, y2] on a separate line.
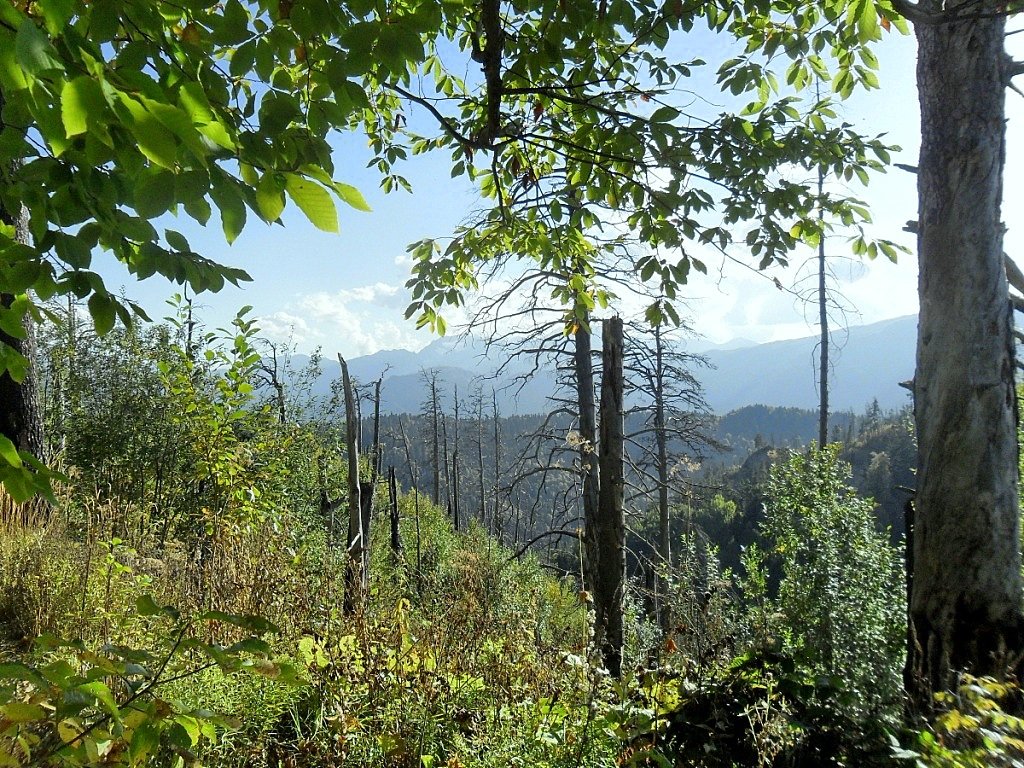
[0, 597, 295, 767]
[898, 677, 1024, 767]
[756, 445, 905, 724]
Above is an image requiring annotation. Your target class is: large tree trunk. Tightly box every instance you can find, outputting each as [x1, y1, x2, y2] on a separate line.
[0, 292, 43, 461]
[0, 88, 44, 465]
[589, 317, 625, 676]
[910, 2, 1022, 700]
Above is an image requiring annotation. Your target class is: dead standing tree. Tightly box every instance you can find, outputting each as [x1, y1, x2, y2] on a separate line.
[623, 318, 717, 636]
[587, 317, 626, 676]
[338, 354, 366, 615]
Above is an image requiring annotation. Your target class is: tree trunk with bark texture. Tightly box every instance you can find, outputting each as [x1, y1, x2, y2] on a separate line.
[590, 317, 625, 676]
[0, 88, 44, 465]
[910, 2, 1023, 701]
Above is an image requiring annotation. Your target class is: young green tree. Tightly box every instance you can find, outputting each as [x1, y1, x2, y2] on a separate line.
[762, 445, 905, 723]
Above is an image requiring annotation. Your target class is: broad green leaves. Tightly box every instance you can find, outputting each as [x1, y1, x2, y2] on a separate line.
[0, 596, 297, 767]
[396, 0, 908, 332]
[0, 0, 911, 501]
[0, 0, 388, 389]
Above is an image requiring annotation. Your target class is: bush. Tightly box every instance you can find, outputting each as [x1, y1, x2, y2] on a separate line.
[755, 445, 905, 726]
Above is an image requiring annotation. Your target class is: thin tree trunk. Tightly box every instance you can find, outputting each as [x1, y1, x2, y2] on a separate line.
[431, 377, 441, 506]
[441, 412, 454, 528]
[592, 316, 625, 676]
[372, 377, 383, 477]
[477, 391, 486, 526]
[576, 320, 600, 556]
[389, 465, 402, 558]
[339, 354, 364, 615]
[654, 325, 672, 636]
[452, 385, 461, 532]
[910, 2, 1023, 701]
[817, 165, 829, 449]
[492, 388, 502, 539]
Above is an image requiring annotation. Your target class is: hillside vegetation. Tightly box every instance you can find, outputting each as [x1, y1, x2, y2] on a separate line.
[1, 308, 1018, 768]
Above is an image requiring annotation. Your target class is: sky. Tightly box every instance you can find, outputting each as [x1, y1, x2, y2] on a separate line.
[95, 20, 1024, 359]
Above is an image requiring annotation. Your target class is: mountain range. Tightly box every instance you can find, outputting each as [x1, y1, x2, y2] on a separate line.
[301, 314, 917, 415]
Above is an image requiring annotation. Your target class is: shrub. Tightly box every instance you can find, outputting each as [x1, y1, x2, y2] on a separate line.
[756, 445, 905, 726]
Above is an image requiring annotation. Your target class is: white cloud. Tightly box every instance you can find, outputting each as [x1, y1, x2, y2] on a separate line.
[257, 281, 465, 357]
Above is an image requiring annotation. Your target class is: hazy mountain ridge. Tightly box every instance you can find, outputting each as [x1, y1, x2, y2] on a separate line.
[307, 315, 917, 415]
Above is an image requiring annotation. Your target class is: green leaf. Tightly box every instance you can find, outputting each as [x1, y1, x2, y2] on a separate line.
[212, 0, 251, 45]
[118, 96, 178, 169]
[210, 176, 247, 244]
[1, 701, 45, 723]
[134, 171, 175, 218]
[37, 0, 75, 34]
[78, 680, 121, 723]
[165, 229, 190, 252]
[60, 76, 106, 138]
[0, 304, 28, 340]
[255, 173, 286, 222]
[88, 292, 116, 336]
[333, 181, 371, 212]
[15, 19, 61, 76]
[0, 435, 22, 469]
[199, 611, 279, 634]
[129, 722, 161, 766]
[284, 175, 338, 233]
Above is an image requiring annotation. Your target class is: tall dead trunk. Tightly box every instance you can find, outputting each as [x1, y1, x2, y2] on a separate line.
[339, 354, 364, 615]
[428, 372, 441, 506]
[371, 376, 383, 477]
[817, 165, 829, 449]
[388, 465, 402, 558]
[441, 413, 454, 528]
[476, 389, 486, 525]
[591, 316, 625, 676]
[452, 385, 461, 532]
[653, 325, 672, 636]
[910, 2, 1022, 700]
[492, 388, 502, 539]
[576, 320, 600, 551]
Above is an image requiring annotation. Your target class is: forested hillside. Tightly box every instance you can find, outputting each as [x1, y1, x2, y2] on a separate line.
[0, 310, 936, 767]
[2, 0, 1023, 766]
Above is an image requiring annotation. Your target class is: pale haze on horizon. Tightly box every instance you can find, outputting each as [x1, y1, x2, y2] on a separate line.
[95, 24, 1022, 360]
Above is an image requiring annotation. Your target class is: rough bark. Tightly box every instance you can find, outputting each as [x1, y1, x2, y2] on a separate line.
[0, 293, 43, 460]
[0, 87, 44, 463]
[590, 317, 625, 676]
[910, 2, 1023, 700]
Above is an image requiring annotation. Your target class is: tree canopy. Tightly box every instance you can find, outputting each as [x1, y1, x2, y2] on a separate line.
[0, 0, 907, 497]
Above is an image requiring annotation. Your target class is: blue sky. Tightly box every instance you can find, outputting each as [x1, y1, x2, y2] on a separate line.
[95, 22, 1023, 358]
